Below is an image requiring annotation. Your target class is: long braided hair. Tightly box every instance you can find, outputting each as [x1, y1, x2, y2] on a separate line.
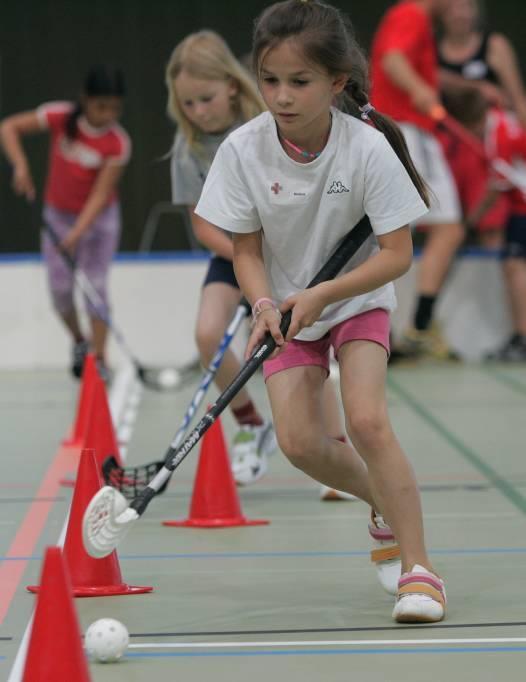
[253, 0, 430, 207]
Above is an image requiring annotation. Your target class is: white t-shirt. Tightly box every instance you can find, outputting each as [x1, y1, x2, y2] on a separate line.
[195, 108, 428, 341]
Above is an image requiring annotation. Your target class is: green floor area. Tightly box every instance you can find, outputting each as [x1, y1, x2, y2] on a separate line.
[1, 364, 526, 680]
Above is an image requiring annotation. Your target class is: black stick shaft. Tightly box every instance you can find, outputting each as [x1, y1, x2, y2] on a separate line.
[130, 217, 373, 514]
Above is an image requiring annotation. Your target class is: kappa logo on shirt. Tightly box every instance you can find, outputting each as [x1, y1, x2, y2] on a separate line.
[327, 180, 349, 194]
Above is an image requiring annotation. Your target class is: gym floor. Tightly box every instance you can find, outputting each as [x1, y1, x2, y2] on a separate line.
[1, 361, 525, 681]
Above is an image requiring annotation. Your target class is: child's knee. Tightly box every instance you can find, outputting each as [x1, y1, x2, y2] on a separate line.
[276, 425, 321, 469]
[195, 322, 223, 360]
[346, 408, 390, 451]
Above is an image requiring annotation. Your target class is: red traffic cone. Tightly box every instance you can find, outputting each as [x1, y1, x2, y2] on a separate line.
[60, 378, 122, 487]
[86, 378, 123, 468]
[22, 546, 91, 681]
[163, 416, 269, 528]
[29, 449, 152, 597]
[62, 353, 98, 446]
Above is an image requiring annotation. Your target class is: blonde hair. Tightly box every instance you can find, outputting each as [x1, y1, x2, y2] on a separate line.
[166, 30, 265, 151]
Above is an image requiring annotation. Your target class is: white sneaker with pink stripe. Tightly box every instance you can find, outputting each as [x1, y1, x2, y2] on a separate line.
[393, 564, 446, 623]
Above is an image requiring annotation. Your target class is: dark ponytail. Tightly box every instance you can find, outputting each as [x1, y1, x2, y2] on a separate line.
[65, 65, 126, 140]
[344, 81, 430, 207]
[253, 0, 430, 207]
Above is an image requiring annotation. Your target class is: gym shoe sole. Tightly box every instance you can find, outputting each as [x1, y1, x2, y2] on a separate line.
[320, 485, 358, 501]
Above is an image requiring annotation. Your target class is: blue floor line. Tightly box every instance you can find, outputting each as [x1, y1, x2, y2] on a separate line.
[126, 646, 526, 658]
[2, 547, 526, 562]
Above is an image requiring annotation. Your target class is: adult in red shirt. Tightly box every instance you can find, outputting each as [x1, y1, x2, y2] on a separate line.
[0, 66, 130, 380]
[371, 0, 464, 360]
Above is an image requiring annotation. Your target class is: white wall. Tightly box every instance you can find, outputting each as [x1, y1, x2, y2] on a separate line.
[0, 252, 511, 370]
[0, 257, 207, 369]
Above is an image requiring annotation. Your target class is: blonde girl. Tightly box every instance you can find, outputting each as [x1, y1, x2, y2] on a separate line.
[166, 31, 276, 484]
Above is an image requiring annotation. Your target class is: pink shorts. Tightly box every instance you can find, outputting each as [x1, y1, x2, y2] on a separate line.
[263, 308, 390, 381]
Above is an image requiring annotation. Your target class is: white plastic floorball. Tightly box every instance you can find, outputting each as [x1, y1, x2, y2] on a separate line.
[157, 367, 180, 389]
[85, 618, 129, 663]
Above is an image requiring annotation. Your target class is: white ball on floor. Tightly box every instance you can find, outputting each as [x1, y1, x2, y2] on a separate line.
[85, 618, 129, 663]
[157, 367, 180, 388]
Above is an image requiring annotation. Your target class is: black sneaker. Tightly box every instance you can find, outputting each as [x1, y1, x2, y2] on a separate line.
[71, 340, 89, 378]
[485, 335, 526, 362]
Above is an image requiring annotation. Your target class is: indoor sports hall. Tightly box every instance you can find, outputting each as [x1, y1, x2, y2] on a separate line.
[1, 1, 526, 680]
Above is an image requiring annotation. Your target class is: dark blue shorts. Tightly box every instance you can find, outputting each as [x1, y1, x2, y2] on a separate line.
[502, 214, 526, 259]
[203, 256, 239, 289]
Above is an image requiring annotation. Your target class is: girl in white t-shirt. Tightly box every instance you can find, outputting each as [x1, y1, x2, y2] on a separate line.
[195, 0, 446, 623]
[169, 30, 356, 495]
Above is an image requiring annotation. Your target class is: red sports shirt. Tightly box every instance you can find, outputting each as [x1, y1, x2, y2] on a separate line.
[370, 1, 437, 132]
[437, 126, 510, 231]
[37, 101, 131, 213]
[487, 109, 526, 215]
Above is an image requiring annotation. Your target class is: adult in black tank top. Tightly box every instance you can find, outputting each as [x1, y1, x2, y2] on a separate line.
[437, 0, 526, 127]
[439, 32, 499, 84]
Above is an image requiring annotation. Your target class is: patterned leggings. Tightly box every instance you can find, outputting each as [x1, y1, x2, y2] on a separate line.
[41, 203, 120, 317]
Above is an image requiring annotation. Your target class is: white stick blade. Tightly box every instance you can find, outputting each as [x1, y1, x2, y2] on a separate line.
[82, 486, 138, 558]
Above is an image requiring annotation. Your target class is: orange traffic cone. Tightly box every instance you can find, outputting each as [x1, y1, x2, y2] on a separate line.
[62, 353, 98, 446]
[163, 416, 269, 528]
[22, 546, 91, 681]
[29, 449, 152, 597]
[60, 378, 122, 488]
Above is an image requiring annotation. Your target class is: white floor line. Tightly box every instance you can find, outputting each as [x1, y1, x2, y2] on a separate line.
[128, 637, 526, 650]
[7, 365, 139, 682]
[110, 362, 136, 426]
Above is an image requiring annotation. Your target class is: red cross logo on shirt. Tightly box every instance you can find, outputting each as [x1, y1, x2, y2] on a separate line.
[271, 182, 282, 195]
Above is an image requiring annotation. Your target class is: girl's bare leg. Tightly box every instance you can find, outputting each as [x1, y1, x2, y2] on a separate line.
[266, 365, 375, 505]
[195, 282, 253, 411]
[338, 340, 433, 574]
[418, 222, 464, 296]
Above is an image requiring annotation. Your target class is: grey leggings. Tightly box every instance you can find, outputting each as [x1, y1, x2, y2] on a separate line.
[41, 203, 120, 317]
